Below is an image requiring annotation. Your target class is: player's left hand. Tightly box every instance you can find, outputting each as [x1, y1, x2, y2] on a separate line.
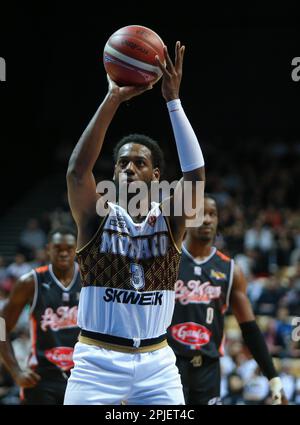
[269, 377, 288, 405]
[155, 41, 185, 102]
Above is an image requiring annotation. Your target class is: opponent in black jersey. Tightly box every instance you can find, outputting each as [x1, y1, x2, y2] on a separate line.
[0, 227, 81, 404]
[168, 195, 287, 405]
[170, 245, 233, 361]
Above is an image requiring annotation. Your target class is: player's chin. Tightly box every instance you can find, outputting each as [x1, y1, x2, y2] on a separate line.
[56, 260, 71, 270]
[197, 231, 214, 242]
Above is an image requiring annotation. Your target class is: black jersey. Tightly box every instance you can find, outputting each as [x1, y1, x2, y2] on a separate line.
[168, 246, 234, 359]
[28, 263, 81, 373]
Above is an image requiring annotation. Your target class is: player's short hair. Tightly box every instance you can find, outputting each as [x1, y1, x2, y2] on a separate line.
[48, 226, 77, 242]
[204, 192, 219, 211]
[113, 133, 165, 175]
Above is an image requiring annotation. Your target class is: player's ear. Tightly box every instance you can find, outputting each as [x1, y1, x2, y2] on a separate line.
[153, 167, 160, 181]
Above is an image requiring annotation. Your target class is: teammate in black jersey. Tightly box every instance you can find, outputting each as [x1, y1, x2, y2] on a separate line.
[0, 226, 81, 405]
[168, 194, 288, 405]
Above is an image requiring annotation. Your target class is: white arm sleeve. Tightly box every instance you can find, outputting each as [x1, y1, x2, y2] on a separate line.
[167, 99, 204, 172]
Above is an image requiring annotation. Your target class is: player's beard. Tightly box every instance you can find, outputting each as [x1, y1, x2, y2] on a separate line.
[194, 227, 216, 243]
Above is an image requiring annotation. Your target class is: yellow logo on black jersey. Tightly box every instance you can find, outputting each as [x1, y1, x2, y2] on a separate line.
[210, 269, 227, 280]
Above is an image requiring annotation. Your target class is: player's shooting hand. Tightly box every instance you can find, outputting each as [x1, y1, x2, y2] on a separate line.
[13, 369, 41, 388]
[106, 74, 152, 103]
[270, 377, 288, 405]
[155, 41, 185, 102]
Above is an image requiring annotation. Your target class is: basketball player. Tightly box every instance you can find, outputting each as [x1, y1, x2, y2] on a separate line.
[64, 41, 205, 405]
[168, 194, 288, 405]
[0, 227, 81, 405]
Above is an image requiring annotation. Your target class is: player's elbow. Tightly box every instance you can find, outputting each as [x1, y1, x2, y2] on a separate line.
[66, 163, 77, 180]
[195, 166, 205, 183]
[67, 147, 87, 178]
[66, 159, 85, 182]
[183, 166, 205, 184]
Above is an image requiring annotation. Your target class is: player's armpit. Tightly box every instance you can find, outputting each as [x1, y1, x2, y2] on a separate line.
[164, 173, 205, 249]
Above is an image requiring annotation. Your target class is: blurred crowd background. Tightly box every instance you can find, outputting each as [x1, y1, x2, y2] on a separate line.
[0, 136, 300, 405]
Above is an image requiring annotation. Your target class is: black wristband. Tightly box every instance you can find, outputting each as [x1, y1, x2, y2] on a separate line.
[239, 320, 278, 380]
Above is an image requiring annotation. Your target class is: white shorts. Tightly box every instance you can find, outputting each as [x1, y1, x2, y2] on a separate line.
[64, 341, 185, 405]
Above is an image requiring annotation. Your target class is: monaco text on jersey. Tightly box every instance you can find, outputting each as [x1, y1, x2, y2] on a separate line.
[100, 231, 169, 259]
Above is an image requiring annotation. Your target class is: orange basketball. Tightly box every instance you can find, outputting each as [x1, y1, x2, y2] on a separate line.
[103, 25, 165, 86]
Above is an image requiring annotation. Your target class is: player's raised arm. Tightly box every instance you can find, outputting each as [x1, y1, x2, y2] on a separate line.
[156, 42, 205, 248]
[66, 76, 152, 247]
[0, 272, 41, 388]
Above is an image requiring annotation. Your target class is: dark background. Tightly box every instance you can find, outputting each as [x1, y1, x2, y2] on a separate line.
[1, 3, 300, 214]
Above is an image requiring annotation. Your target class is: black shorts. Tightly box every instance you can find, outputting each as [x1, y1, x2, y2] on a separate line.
[176, 354, 221, 405]
[22, 369, 69, 405]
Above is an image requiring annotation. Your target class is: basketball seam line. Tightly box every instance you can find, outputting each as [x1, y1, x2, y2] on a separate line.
[105, 44, 162, 75]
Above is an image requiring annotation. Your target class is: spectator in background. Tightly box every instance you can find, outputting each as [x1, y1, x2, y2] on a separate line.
[264, 317, 284, 358]
[293, 379, 300, 405]
[29, 248, 48, 269]
[39, 212, 52, 235]
[19, 218, 46, 260]
[244, 219, 274, 253]
[6, 253, 31, 291]
[222, 372, 245, 405]
[49, 192, 75, 230]
[246, 276, 266, 311]
[255, 274, 286, 316]
[277, 360, 298, 404]
[273, 307, 294, 358]
[234, 249, 256, 281]
[285, 261, 300, 316]
[243, 367, 270, 405]
[274, 228, 294, 268]
[224, 221, 245, 256]
[244, 219, 275, 274]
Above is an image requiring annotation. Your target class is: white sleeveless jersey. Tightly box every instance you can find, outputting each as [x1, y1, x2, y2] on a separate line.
[76, 202, 181, 341]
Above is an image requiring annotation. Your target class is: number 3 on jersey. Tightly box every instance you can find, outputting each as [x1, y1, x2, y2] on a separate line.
[130, 263, 145, 290]
[206, 307, 214, 324]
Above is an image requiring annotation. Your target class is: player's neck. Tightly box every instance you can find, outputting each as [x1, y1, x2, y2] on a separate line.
[184, 238, 213, 261]
[51, 264, 75, 287]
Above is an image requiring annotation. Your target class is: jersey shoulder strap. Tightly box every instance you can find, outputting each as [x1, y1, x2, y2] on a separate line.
[215, 250, 231, 262]
[35, 265, 49, 273]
